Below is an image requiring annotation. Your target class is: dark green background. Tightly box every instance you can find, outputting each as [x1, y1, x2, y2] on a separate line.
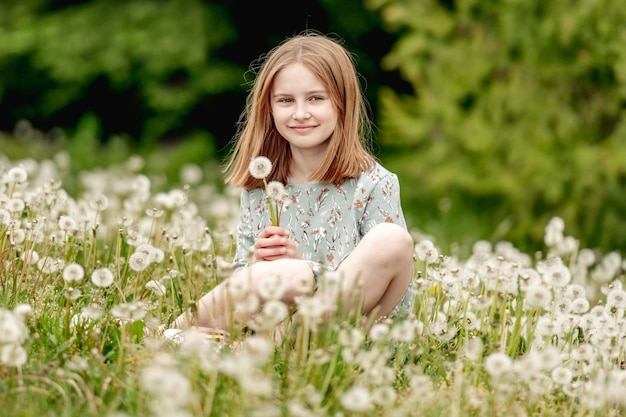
[1, 0, 625, 255]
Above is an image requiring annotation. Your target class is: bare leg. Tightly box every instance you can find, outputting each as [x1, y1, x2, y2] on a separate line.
[171, 259, 315, 330]
[171, 223, 413, 332]
[335, 223, 414, 321]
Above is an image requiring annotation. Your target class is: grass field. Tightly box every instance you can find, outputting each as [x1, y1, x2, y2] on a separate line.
[1, 146, 625, 417]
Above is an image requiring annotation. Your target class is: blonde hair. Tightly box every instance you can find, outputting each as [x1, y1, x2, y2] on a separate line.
[223, 31, 375, 189]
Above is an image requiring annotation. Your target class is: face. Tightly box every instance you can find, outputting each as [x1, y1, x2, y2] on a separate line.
[270, 62, 338, 157]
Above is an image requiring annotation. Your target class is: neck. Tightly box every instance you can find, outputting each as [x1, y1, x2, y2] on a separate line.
[288, 151, 323, 184]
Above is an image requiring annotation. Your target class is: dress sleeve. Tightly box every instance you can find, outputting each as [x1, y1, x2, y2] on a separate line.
[359, 171, 407, 235]
[232, 189, 255, 269]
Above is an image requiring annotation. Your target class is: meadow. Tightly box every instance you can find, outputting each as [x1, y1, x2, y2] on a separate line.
[1, 145, 625, 417]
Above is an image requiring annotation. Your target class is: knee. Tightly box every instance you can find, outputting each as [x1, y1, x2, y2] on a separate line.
[366, 223, 414, 262]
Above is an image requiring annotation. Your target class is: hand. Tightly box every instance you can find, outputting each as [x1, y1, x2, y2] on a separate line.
[253, 226, 301, 262]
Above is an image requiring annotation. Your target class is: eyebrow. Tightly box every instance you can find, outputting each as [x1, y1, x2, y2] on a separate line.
[271, 89, 328, 97]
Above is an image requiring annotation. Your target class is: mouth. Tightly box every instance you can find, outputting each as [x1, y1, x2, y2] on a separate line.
[290, 125, 316, 131]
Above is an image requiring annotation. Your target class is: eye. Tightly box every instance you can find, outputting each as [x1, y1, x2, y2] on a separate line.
[277, 97, 293, 103]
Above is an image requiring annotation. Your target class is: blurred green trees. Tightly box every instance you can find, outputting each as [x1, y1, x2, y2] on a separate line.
[368, 0, 626, 253]
[1, 0, 624, 253]
[0, 0, 243, 145]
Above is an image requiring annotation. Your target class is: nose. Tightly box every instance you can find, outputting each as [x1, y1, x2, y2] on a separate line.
[292, 104, 311, 120]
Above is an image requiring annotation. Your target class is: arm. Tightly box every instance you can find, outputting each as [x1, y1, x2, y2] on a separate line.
[359, 171, 407, 235]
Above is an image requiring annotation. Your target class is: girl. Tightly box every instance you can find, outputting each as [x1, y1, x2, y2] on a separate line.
[171, 31, 414, 341]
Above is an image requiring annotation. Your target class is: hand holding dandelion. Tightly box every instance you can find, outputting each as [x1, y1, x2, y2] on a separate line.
[249, 156, 287, 226]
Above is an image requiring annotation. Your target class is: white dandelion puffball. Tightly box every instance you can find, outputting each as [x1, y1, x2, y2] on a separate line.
[484, 352, 513, 379]
[91, 267, 115, 288]
[62, 263, 85, 283]
[6, 166, 28, 183]
[266, 180, 287, 202]
[129, 251, 151, 272]
[340, 385, 372, 412]
[415, 239, 439, 263]
[249, 156, 272, 179]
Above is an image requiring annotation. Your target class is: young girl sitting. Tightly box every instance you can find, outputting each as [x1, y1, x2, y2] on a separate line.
[170, 31, 414, 342]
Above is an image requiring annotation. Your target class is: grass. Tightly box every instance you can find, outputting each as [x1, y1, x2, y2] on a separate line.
[1, 127, 626, 416]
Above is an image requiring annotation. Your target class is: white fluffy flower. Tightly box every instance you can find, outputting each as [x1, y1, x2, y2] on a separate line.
[484, 352, 513, 379]
[257, 274, 288, 300]
[62, 263, 85, 283]
[524, 284, 552, 309]
[415, 240, 439, 263]
[129, 251, 151, 272]
[91, 267, 115, 288]
[89, 194, 109, 211]
[249, 156, 272, 179]
[266, 180, 287, 203]
[59, 215, 78, 232]
[341, 385, 372, 412]
[6, 166, 28, 183]
[145, 280, 166, 296]
[0, 209, 11, 225]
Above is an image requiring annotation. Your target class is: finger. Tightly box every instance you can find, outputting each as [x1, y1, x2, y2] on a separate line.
[262, 226, 289, 238]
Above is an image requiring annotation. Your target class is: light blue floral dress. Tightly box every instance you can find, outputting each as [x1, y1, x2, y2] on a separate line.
[233, 162, 413, 316]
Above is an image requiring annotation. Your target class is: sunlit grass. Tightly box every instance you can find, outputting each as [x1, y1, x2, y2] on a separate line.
[1, 130, 625, 416]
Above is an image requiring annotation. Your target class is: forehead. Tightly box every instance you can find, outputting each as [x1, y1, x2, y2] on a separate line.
[271, 63, 326, 93]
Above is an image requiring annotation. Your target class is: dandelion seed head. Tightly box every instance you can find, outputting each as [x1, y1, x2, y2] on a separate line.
[1, 344, 27, 367]
[226, 277, 250, 300]
[91, 267, 115, 288]
[129, 251, 150, 272]
[12, 304, 31, 321]
[295, 295, 331, 320]
[606, 289, 626, 310]
[0, 209, 11, 225]
[464, 337, 484, 361]
[551, 366, 573, 385]
[391, 319, 417, 343]
[111, 301, 147, 321]
[542, 263, 571, 288]
[89, 194, 109, 211]
[179, 163, 203, 185]
[340, 385, 372, 412]
[249, 156, 272, 179]
[261, 299, 289, 323]
[369, 323, 390, 342]
[6, 166, 27, 184]
[372, 386, 397, 407]
[37, 256, 64, 274]
[58, 215, 78, 232]
[571, 297, 590, 314]
[266, 180, 287, 202]
[524, 284, 552, 309]
[415, 240, 439, 263]
[64, 287, 82, 301]
[169, 189, 188, 207]
[6, 198, 24, 212]
[62, 263, 85, 283]
[257, 274, 288, 300]
[544, 216, 564, 247]
[484, 352, 513, 379]
[81, 304, 104, 321]
[241, 335, 274, 364]
[0, 309, 28, 345]
[145, 280, 166, 296]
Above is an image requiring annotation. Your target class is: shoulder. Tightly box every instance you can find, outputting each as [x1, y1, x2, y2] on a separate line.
[357, 162, 398, 185]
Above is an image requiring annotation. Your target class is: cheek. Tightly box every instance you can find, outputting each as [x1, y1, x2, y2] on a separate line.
[271, 108, 290, 124]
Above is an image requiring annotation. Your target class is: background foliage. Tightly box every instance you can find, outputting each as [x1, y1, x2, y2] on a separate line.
[1, 0, 624, 254]
[366, 0, 626, 254]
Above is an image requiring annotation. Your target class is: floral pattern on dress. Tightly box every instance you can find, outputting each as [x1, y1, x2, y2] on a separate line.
[232, 162, 407, 272]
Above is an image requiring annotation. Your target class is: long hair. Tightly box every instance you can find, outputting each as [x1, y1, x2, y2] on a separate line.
[223, 31, 375, 189]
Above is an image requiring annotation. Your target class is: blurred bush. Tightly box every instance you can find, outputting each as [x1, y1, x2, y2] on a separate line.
[367, 0, 626, 254]
[0, 0, 243, 146]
